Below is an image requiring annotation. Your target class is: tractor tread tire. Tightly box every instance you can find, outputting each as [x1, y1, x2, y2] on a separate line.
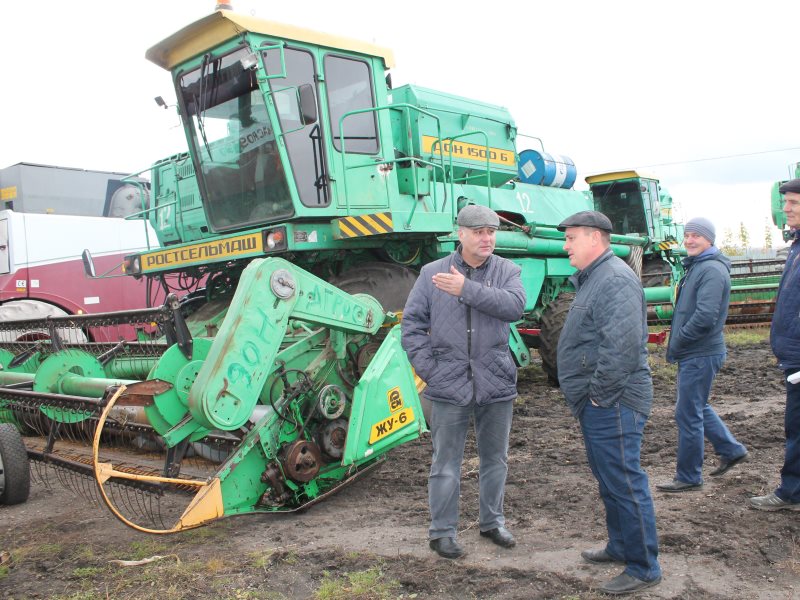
[539, 293, 575, 385]
[641, 258, 671, 288]
[330, 262, 418, 313]
[0, 423, 30, 505]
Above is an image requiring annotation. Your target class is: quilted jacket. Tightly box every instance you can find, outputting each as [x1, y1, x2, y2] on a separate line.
[666, 248, 730, 363]
[557, 249, 653, 418]
[401, 249, 526, 406]
[771, 232, 800, 369]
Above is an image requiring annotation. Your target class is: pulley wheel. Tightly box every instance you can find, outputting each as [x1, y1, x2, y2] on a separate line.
[317, 384, 346, 420]
[282, 439, 322, 482]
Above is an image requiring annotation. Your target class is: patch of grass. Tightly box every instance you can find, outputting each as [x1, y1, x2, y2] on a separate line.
[724, 327, 770, 347]
[648, 354, 677, 383]
[230, 590, 288, 600]
[73, 545, 96, 561]
[126, 539, 171, 561]
[0, 565, 9, 581]
[248, 550, 272, 570]
[72, 566, 103, 579]
[314, 566, 400, 600]
[205, 556, 226, 573]
[38, 542, 64, 556]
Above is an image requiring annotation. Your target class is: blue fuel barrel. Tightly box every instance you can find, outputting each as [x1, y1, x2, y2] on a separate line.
[517, 149, 577, 189]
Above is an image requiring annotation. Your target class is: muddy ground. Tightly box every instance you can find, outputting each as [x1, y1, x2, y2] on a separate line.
[2, 328, 799, 599]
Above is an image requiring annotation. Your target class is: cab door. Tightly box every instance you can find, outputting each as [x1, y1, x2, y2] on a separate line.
[321, 53, 390, 210]
[261, 45, 331, 210]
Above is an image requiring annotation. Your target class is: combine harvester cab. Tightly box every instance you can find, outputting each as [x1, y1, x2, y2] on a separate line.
[0, 7, 661, 530]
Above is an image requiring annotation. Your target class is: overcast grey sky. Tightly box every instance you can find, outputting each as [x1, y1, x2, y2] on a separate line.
[2, 0, 798, 246]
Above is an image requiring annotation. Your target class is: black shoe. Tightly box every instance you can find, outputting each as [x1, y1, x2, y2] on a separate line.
[656, 479, 703, 493]
[429, 537, 466, 559]
[710, 452, 750, 477]
[581, 548, 623, 564]
[479, 527, 516, 548]
[598, 573, 662, 595]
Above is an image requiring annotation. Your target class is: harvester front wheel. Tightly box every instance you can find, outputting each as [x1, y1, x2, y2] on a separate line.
[538, 293, 574, 385]
[642, 258, 672, 287]
[0, 423, 30, 505]
[330, 261, 418, 314]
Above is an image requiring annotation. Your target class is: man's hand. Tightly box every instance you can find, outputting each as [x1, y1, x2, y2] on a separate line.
[432, 266, 465, 296]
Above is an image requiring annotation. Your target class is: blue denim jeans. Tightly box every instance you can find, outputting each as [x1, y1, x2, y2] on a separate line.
[428, 399, 513, 540]
[580, 403, 661, 582]
[675, 354, 747, 485]
[776, 370, 800, 503]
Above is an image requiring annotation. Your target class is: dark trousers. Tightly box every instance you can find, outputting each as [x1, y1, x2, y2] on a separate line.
[674, 355, 747, 484]
[579, 403, 661, 582]
[777, 371, 800, 503]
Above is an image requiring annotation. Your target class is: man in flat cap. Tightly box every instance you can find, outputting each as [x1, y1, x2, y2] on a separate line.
[402, 203, 526, 558]
[751, 179, 800, 511]
[556, 211, 662, 594]
[657, 217, 748, 494]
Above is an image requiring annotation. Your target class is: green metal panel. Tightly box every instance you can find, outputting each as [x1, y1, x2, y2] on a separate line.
[511, 258, 546, 312]
[342, 326, 425, 466]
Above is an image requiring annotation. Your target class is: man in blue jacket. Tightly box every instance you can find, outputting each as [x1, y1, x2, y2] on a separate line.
[750, 179, 800, 511]
[556, 211, 661, 595]
[401, 204, 526, 559]
[657, 217, 748, 493]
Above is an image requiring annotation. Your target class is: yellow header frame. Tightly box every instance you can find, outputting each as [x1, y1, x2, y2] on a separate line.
[146, 10, 395, 71]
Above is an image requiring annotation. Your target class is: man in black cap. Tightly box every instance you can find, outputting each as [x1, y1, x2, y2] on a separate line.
[402, 204, 526, 558]
[556, 211, 662, 594]
[750, 179, 800, 511]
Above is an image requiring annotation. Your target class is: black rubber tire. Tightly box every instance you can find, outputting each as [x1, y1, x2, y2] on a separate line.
[0, 423, 30, 505]
[330, 261, 418, 313]
[641, 258, 672, 288]
[329, 262, 431, 422]
[625, 245, 643, 280]
[538, 293, 574, 385]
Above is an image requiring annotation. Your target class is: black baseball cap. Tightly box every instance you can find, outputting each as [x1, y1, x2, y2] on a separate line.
[557, 210, 613, 233]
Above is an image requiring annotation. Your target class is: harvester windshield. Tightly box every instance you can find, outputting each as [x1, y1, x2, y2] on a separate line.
[592, 180, 650, 236]
[180, 46, 293, 231]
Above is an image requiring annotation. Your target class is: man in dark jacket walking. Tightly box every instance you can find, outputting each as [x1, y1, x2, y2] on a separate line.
[401, 204, 526, 559]
[657, 217, 748, 493]
[750, 179, 800, 511]
[556, 211, 661, 595]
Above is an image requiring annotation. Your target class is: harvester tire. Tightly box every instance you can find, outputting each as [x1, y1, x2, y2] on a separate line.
[538, 293, 574, 385]
[0, 423, 30, 505]
[641, 258, 672, 288]
[330, 262, 432, 422]
[330, 262, 418, 314]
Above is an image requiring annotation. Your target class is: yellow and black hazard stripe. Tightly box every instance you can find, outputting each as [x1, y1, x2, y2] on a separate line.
[334, 212, 394, 238]
[657, 240, 679, 250]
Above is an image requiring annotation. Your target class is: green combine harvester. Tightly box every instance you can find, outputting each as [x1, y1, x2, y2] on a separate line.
[0, 7, 771, 531]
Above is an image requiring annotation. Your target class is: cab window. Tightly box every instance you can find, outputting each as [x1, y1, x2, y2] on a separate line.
[324, 56, 378, 154]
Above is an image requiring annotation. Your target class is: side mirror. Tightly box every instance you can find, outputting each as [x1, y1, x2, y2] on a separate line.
[298, 84, 317, 125]
[82, 249, 97, 278]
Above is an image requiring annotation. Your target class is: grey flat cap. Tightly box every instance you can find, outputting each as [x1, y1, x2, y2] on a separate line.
[779, 179, 800, 195]
[557, 210, 613, 233]
[457, 204, 500, 229]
